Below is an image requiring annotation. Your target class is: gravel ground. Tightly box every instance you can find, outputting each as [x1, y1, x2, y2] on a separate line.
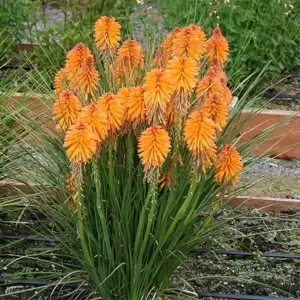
[240, 157, 300, 198]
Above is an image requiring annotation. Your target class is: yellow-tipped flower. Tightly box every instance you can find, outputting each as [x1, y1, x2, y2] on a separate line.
[97, 93, 123, 134]
[202, 92, 228, 132]
[138, 126, 171, 170]
[54, 67, 69, 95]
[77, 103, 108, 142]
[53, 91, 82, 132]
[172, 24, 206, 61]
[215, 144, 243, 184]
[206, 27, 229, 64]
[66, 43, 92, 78]
[64, 121, 99, 163]
[77, 55, 100, 96]
[144, 69, 174, 125]
[167, 57, 198, 93]
[94, 16, 121, 53]
[184, 111, 216, 157]
[127, 86, 145, 126]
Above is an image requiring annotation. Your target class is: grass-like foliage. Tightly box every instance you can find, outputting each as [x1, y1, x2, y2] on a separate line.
[0, 17, 289, 299]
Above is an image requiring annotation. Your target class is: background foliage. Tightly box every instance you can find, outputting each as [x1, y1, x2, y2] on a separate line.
[159, 0, 300, 85]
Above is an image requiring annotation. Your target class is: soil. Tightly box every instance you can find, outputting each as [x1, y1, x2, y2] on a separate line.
[181, 209, 300, 299]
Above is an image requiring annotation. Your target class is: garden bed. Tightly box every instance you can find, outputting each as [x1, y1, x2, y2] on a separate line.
[0, 208, 299, 299]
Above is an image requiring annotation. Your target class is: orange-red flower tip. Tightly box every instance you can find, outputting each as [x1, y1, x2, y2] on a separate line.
[77, 103, 108, 142]
[215, 144, 243, 184]
[138, 126, 170, 169]
[97, 93, 123, 134]
[64, 121, 99, 163]
[144, 69, 174, 124]
[53, 91, 83, 132]
[94, 16, 121, 52]
[206, 27, 229, 64]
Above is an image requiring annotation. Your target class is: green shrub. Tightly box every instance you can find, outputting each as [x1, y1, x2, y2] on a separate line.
[160, 0, 300, 85]
[0, 0, 39, 63]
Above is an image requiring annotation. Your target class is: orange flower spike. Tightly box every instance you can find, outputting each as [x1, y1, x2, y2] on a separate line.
[184, 111, 216, 157]
[127, 86, 145, 126]
[215, 144, 243, 184]
[202, 92, 228, 132]
[172, 24, 206, 61]
[211, 59, 227, 83]
[167, 57, 198, 93]
[54, 67, 69, 95]
[144, 69, 174, 124]
[66, 43, 92, 77]
[94, 16, 121, 53]
[77, 55, 100, 96]
[77, 103, 108, 142]
[138, 126, 171, 170]
[53, 91, 83, 132]
[97, 93, 123, 134]
[64, 121, 99, 163]
[206, 27, 229, 64]
[117, 40, 144, 68]
[116, 87, 132, 122]
[153, 27, 182, 67]
[196, 68, 231, 104]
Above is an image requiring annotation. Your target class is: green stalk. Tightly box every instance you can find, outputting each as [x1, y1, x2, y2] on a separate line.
[76, 177, 102, 289]
[162, 177, 198, 244]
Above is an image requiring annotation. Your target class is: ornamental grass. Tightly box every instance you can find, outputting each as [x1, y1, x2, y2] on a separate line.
[0, 16, 285, 300]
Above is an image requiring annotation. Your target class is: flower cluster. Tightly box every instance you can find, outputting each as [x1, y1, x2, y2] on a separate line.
[52, 16, 243, 187]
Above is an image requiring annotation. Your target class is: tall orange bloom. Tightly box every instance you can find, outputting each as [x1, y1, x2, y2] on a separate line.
[112, 40, 144, 84]
[54, 67, 69, 95]
[202, 92, 228, 132]
[144, 69, 174, 124]
[64, 121, 99, 163]
[153, 27, 182, 67]
[167, 57, 198, 93]
[117, 40, 144, 68]
[197, 68, 231, 104]
[138, 126, 170, 170]
[94, 16, 121, 53]
[77, 55, 100, 96]
[127, 86, 145, 126]
[211, 59, 227, 83]
[215, 144, 243, 184]
[97, 93, 123, 134]
[77, 103, 108, 142]
[172, 24, 206, 61]
[66, 43, 92, 78]
[206, 27, 229, 64]
[167, 57, 198, 110]
[184, 111, 216, 158]
[53, 91, 82, 132]
[116, 87, 132, 123]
